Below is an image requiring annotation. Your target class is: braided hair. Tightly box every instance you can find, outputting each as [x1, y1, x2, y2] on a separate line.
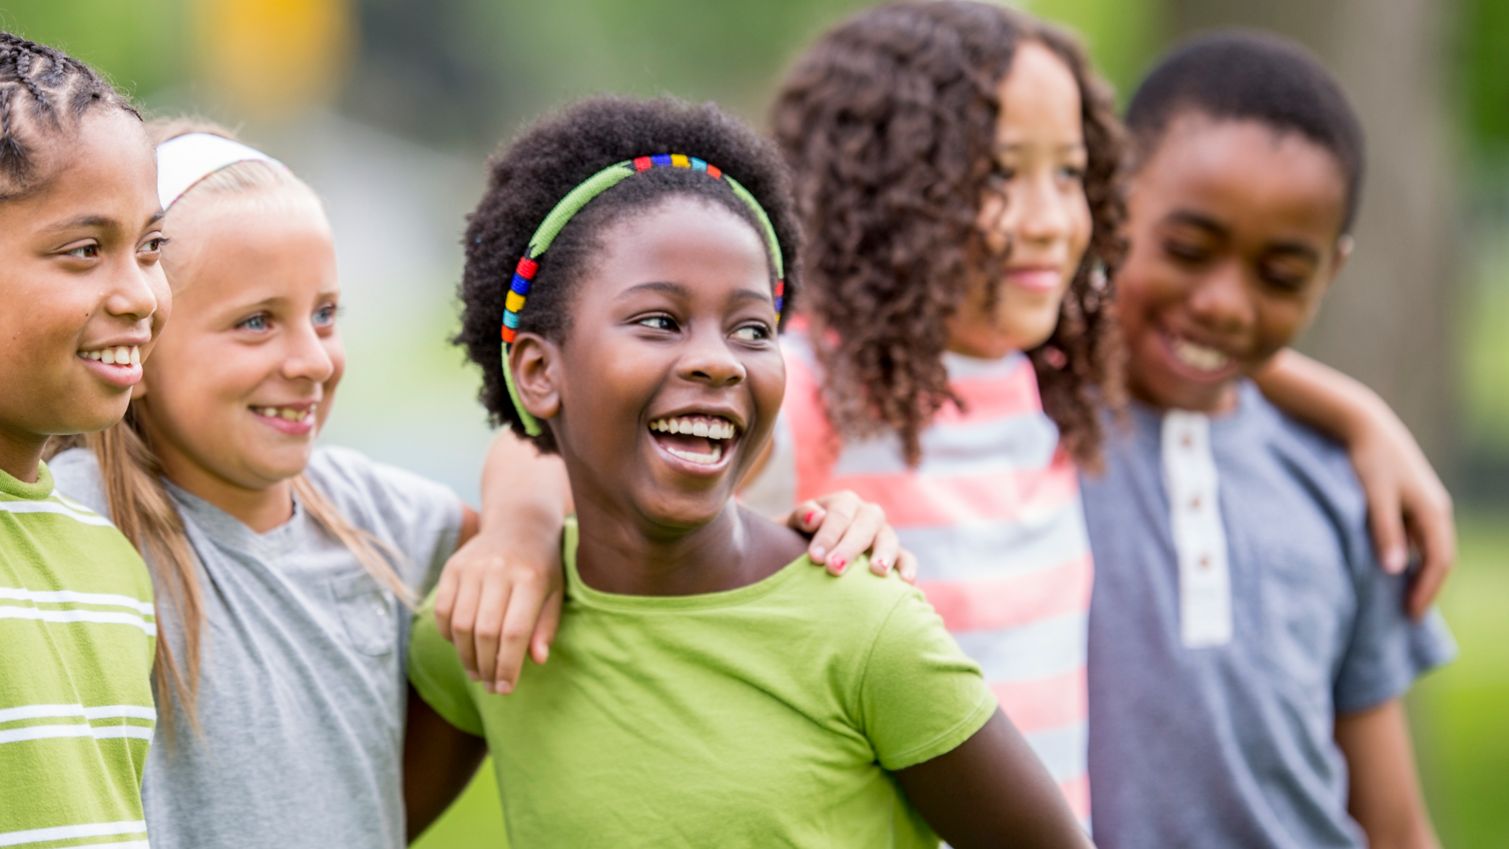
[454, 96, 802, 454]
[771, 1, 1126, 469]
[0, 31, 138, 200]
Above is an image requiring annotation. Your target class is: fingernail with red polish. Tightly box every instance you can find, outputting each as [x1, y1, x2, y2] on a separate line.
[832, 557, 847, 574]
[803, 510, 817, 526]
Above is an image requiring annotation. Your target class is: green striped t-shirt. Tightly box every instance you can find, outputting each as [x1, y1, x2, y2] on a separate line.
[1, 461, 156, 849]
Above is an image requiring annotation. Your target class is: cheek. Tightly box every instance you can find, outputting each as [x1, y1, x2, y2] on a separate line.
[323, 335, 347, 389]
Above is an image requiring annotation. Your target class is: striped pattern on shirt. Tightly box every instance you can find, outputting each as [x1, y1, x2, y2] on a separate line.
[1, 462, 156, 849]
[748, 332, 1094, 822]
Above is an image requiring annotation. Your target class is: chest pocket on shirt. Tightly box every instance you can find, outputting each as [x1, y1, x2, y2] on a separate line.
[1248, 523, 1352, 709]
[330, 570, 397, 657]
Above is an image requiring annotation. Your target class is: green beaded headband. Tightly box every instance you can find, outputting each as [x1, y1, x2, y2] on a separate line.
[500, 153, 787, 436]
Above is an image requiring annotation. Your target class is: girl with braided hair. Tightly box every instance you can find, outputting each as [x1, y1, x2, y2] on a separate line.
[745, 0, 1460, 827]
[407, 94, 1092, 848]
[0, 31, 167, 847]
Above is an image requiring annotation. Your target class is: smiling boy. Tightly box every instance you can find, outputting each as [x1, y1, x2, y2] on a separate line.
[1082, 31, 1455, 848]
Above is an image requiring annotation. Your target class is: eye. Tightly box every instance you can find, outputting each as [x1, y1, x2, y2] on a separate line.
[138, 235, 169, 262]
[64, 242, 101, 260]
[635, 314, 679, 332]
[731, 322, 772, 343]
[237, 313, 270, 332]
[1259, 268, 1308, 293]
[985, 162, 1017, 187]
[1058, 164, 1087, 183]
[1163, 239, 1210, 264]
[313, 303, 341, 327]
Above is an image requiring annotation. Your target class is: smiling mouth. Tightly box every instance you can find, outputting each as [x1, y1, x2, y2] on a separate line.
[648, 415, 740, 466]
[78, 345, 141, 366]
[1166, 332, 1233, 374]
[252, 404, 317, 424]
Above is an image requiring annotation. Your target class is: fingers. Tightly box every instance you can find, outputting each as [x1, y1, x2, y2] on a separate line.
[823, 503, 888, 576]
[1364, 481, 1409, 577]
[489, 574, 548, 695]
[468, 574, 511, 689]
[867, 525, 901, 577]
[448, 567, 483, 682]
[1405, 492, 1457, 619]
[896, 549, 918, 584]
[530, 588, 564, 666]
[803, 494, 860, 575]
[432, 566, 460, 644]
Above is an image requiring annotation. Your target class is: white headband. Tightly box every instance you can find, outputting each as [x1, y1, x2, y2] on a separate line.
[156, 132, 278, 209]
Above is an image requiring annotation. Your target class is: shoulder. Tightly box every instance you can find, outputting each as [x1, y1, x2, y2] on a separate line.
[306, 446, 461, 523]
[45, 448, 110, 515]
[1240, 385, 1366, 516]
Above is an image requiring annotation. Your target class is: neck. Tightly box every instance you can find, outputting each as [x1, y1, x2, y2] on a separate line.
[572, 496, 760, 597]
[0, 425, 47, 484]
[157, 455, 295, 533]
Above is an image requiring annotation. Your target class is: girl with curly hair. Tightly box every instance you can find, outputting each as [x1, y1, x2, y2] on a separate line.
[745, 0, 1459, 826]
[408, 94, 1092, 848]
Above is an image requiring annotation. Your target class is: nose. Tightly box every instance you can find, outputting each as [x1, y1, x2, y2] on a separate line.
[104, 257, 165, 325]
[1186, 262, 1255, 336]
[679, 325, 745, 388]
[1013, 172, 1072, 246]
[280, 321, 337, 384]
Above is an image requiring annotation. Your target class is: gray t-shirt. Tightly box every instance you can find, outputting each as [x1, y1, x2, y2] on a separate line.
[51, 446, 463, 849]
[1081, 382, 1454, 848]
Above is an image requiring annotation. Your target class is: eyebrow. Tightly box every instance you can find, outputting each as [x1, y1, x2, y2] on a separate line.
[617, 280, 774, 304]
[41, 214, 120, 234]
[995, 142, 1087, 154]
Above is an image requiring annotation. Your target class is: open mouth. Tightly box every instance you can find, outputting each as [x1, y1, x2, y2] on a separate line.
[252, 404, 317, 424]
[647, 414, 740, 467]
[1164, 331, 1234, 375]
[78, 345, 141, 367]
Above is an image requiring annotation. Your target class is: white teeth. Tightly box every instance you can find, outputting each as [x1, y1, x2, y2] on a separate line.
[648, 416, 737, 440]
[80, 345, 140, 366]
[665, 444, 724, 465]
[1170, 337, 1231, 372]
[254, 405, 316, 422]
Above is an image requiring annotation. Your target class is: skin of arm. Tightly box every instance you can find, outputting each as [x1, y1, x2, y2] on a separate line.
[1335, 699, 1441, 849]
[1254, 349, 1455, 617]
[895, 712, 1092, 849]
[401, 685, 489, 841]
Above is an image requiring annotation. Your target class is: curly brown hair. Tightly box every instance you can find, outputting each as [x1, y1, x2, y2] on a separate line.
[771, 1, 1125, 469]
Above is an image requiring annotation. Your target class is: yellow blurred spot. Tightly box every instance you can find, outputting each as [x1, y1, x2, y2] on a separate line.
[194, 0, 354, 120]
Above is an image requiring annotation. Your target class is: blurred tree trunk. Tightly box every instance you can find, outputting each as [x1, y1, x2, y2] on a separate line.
[1164, 0, 1461, 474]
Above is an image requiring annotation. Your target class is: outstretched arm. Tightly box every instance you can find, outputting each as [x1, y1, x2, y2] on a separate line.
[1335, 699, 1440, 849]
[896, 712, 1091, 849]
[1255, 349, 1455, 617]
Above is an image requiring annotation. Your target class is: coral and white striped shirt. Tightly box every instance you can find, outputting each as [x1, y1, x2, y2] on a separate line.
[743, 330, 1094, 822]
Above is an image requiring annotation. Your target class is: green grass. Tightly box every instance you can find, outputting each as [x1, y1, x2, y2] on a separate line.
[412, 513, 1509, 847]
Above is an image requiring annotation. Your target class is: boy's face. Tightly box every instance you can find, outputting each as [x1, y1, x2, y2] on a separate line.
[524, 195, 784, 532]
[0, 109, 168, 477]
[1118, 114, 1351, 413]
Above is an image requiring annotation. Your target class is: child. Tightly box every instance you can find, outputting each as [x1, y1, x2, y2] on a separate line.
[0, 32, 166, 848]
[745, 0, 1458, 823]
[46, 120, 896, 848]
[407, 94, 1092, 848]
[1082, 31, 1455, 847]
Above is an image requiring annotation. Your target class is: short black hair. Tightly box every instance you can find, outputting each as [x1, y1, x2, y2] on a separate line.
[1126, 29, 1364, 233]
[1, 31, 138, 200]
[454, 96, 802, 451]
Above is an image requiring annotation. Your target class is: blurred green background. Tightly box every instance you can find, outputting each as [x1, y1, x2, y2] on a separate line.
[3, 0, 1503, 844]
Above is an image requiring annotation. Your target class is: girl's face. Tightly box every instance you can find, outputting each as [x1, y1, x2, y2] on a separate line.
[138, 186, 344, 503]
[0, 109, 168, 473]
[950, 40, 1091, 359]
[533, 195, 784, 531]
[1117, 114, 1348, 413]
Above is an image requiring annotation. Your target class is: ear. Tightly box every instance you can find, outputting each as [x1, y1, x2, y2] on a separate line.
[1329, 234, 1355, 281]
[508, 333, 562, 422]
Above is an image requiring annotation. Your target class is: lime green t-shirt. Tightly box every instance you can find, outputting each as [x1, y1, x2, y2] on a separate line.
[408, 520, 997, 848]
[0, 462, 156, 849]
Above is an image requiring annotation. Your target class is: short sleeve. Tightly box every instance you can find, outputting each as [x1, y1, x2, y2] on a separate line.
[859, 589, 998, 771]
[1333, 544, 1456, 714]
[407, 592, 486, 737]
[308, 447, 465, 597]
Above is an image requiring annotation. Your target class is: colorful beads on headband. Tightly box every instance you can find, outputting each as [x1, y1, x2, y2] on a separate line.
[499, 153, 788, 437]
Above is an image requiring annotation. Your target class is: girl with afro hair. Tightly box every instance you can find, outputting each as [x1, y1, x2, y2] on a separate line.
[407, 95, 1091, 849]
